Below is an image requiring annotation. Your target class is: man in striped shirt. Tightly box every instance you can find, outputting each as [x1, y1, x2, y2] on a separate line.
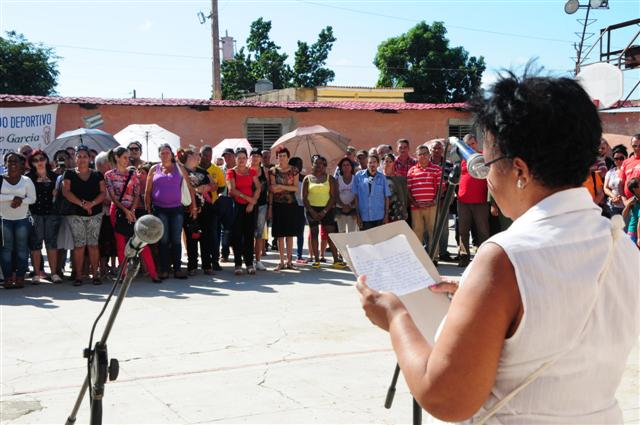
[407, 144, 443, 256]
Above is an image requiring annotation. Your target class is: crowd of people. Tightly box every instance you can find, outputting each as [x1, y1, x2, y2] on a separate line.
[1, 132, 639, 289]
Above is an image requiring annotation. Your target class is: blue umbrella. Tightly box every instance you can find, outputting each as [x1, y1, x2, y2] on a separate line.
[44, 128, 119, 157]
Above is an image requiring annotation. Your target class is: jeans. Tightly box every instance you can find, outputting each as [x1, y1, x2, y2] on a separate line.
[153, 206, 184, 273]
[231, 203, 256, 268]
[1, 218, 31, 278]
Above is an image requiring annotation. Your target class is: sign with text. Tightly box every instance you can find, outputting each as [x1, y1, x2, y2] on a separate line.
[0, 105, 58, 157]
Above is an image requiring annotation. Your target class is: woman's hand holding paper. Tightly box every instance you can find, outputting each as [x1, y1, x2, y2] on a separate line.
[356, 275, 407, 332]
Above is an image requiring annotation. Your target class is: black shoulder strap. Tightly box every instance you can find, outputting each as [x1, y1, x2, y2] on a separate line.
[119, 170, 134, 203]
[0, 175, 3, 192]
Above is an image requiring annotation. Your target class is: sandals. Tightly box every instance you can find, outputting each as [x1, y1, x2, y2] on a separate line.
[234, 267, 244, 276]
[311, 262, 321, 269]
[247, 267, 256, 275]
[286, 263, 297, 270]
[274, 263, 285, 272]
[331, 261, 347, 270]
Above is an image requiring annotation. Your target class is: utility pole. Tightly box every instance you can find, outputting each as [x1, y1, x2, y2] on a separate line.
[211, 0, 222, 100]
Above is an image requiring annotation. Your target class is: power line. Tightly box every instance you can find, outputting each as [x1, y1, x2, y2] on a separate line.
[51, 44, 485, 73]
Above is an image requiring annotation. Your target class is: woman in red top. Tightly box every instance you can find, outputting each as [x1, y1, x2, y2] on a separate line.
[227, 147, 261, 275]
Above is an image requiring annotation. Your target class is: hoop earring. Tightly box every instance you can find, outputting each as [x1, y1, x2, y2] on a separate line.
[517, 179, 525, 190]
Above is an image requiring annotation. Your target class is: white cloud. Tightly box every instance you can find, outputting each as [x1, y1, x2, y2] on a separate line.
[138, 20, 153, 32]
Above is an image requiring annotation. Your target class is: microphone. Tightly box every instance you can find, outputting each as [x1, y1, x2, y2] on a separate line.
[449, 137, 488, 179]
[124, 214, 164, 258]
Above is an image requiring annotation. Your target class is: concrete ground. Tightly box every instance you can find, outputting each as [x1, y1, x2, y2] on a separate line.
[1, 241, 638, 424]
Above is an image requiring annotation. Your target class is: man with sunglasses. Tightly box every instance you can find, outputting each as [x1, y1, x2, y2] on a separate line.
[127, 141, 143, 168]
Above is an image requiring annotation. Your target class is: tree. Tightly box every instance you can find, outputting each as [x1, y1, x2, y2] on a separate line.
[221, 48, 255, 100]
[374, 22, 485, 103]
[292, 26, 336, 88]
[221, 19, 336, 99]
[0, 31, 59, 96]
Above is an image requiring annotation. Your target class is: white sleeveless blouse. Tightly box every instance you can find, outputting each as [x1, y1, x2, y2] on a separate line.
[437, 188, 640, 424]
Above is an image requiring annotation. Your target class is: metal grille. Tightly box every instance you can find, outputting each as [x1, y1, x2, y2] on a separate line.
[448, 125, 473, 139]
[247, 123, 283, 150]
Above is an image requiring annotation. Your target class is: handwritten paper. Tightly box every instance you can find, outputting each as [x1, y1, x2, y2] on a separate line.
[347, 234, 435, 296]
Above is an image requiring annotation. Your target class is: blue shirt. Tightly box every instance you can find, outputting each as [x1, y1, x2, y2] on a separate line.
[353, 169, 390, 222]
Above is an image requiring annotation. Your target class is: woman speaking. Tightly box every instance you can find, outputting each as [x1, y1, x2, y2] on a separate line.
[357, 71, 639, 424]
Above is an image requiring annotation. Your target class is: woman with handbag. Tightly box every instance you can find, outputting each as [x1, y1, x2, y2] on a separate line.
[145, 144, 196, 280]
[105, 147, 160, 283]
[177, 148, 214, 276]
[356, 73, 639, 423]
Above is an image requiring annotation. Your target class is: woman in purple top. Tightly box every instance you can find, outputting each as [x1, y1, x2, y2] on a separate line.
[145, 144, 196, 279]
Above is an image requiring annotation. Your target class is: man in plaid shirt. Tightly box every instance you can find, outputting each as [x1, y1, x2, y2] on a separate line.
[394, 138, 417, 177]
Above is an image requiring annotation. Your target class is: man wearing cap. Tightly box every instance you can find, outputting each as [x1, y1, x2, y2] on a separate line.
[127, 141, 143, 168]
[356, 150, 369, 171]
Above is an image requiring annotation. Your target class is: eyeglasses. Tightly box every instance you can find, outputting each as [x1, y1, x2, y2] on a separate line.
[614, 156, 626, 161]
[484, 156, 510, 167]
[33, 157, 47, 163]
[128, 147, 141, 152]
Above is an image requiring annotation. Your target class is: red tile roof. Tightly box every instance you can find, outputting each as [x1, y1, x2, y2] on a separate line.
[0, 94, 466, 111]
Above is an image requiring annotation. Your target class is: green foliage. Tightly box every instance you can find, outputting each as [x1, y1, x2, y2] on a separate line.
[221, 19, 335, 99]
[292, 26, 336, 88]
[0, 31, 59, 96]
[374, 21, 486, 103]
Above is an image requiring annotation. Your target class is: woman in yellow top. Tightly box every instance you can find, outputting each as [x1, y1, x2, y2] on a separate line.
[302, 155, 344, 269]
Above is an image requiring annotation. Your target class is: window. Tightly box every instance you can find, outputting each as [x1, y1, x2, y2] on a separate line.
[448, 124, 473, 139]
[245, 117, 293, 150]
[246, 123, 283, 150]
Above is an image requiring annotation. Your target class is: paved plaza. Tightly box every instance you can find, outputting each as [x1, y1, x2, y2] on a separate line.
[1, 247, 638, 424]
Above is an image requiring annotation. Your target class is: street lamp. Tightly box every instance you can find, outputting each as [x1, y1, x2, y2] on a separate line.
[564, 0, 609, 14]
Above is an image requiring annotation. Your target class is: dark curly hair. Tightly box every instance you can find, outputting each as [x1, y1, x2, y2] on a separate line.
[469, 68, 601, 188]
[337, 157, 354, 175]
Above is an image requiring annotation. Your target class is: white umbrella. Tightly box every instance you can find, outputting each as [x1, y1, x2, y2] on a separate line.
[114, 124, 181, 162]
[271, 125, 350, 174]
[212, 138, 253, 159]
[44, 128, 119, 158]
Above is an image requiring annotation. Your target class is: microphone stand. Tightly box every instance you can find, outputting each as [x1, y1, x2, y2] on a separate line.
[65, 250, 143, 425]
[383, 161, 462, 425]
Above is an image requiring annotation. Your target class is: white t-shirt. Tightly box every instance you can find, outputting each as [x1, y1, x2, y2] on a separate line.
[0, 175, 36, 221]
[337, 175, 356, 206]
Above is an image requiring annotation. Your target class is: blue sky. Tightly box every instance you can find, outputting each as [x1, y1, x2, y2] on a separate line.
[2, 0, 638, 99]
